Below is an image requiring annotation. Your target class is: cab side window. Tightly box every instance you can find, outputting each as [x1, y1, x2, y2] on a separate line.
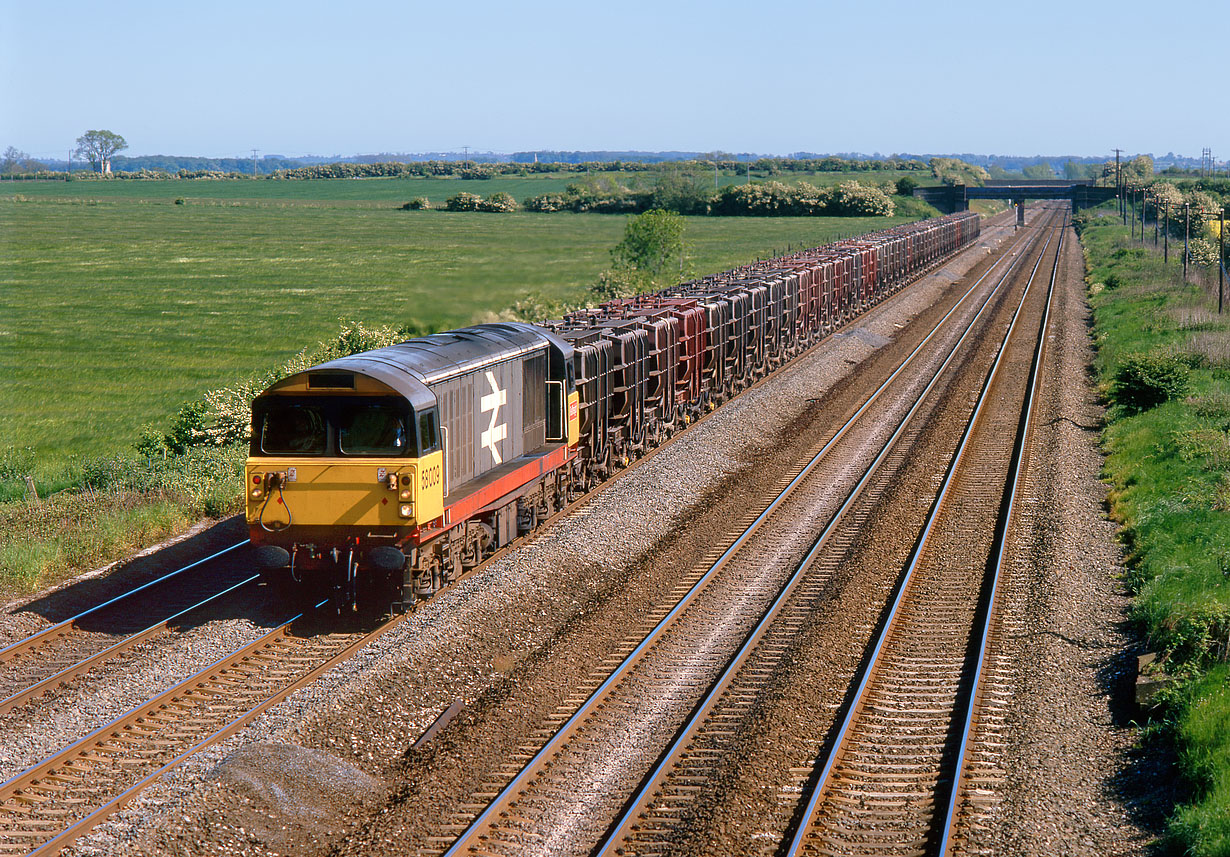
[418, 409, 440, 454]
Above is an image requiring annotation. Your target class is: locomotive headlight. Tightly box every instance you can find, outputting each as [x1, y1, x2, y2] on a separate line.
[251, 487, 263, 498]
[399, 503, 414, 518]
[399, 488, 412, 501]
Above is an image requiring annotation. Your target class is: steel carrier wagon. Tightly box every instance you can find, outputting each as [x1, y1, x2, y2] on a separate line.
[244, 212, 981, 613]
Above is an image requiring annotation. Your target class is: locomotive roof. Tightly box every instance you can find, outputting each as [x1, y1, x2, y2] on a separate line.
[261, 323, 571, 411]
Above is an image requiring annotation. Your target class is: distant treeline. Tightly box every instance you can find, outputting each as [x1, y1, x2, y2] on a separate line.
[0, 156, 931, 182]
[264, 157, 927, 181]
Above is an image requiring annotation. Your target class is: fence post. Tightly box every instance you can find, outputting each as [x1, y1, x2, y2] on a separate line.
[1137, 188, 1143, 241]
[1164, 203, 1169, 263]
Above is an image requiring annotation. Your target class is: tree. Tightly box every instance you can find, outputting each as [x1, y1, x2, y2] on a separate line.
[1022, 161, 1055, 179]
[929, 157, 989, 187]
[1, 147, 45, 174]
[74, 129, 127, 174]
[651, 168, 711, 214]
[1122, 155, 1154, 184]
[611, 209, 685, 276]
[895, 176, 920, 196]
[1063, 160, 1093, 180]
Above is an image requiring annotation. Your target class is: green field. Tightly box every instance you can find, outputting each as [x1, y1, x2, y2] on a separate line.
[1, 169, 932, 208]
[1, 183, 919, 476]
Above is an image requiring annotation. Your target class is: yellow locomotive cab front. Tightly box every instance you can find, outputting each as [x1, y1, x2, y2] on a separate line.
[245, 449, 445, 532]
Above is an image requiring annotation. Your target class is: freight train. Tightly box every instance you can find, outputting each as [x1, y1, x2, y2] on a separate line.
[246, 211, 981, 610]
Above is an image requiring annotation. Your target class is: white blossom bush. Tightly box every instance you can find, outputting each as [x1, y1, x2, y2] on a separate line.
[480, 191, 518, 212]
[444, 191, 484, 211]
[829, 181, 896, 217]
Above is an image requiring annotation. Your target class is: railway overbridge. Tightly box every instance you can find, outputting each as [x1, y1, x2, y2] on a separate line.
[915, 179, 1118, 223]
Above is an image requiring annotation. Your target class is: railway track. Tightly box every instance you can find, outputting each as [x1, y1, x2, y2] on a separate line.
[0, 215, 1012, 857]
[0, 542, 253, 718]
[935, 219, 1063, 856]
[0, 599, 372, 856]
[785, 216, 1065, 857]
[435, 210, 1062, 857]
[592, 215, 1061, 856]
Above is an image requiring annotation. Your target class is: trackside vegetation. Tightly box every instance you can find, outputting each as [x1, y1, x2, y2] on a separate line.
[1078, 207, 1230, 854]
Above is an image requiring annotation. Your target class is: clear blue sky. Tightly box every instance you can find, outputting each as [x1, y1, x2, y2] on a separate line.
[2, 0, 1225, 161]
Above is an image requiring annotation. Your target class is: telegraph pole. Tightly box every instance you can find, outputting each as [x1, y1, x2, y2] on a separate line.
[1184, 203, 1190, 283]
[1141, 189, 1147, 245]
[1220, 207, 1226, 314]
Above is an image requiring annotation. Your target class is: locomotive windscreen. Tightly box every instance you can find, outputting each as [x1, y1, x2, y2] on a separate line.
[337, 404, 409, 455]
[254, 397, 418, 457]
[260, 402, 327, 455]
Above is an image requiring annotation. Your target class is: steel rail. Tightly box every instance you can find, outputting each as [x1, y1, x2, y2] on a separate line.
[443, 215, 1038, 857]
[595, 209, 1058, 856]
[21, 596, 412, 857]
[0, 539, 250, 664]
[786, 214, 1062, 857]
[0, 574, 260, 715]
[0, 597, 335, 857]
[0, 600, 311, 797]
[936, 219, 1066, 854]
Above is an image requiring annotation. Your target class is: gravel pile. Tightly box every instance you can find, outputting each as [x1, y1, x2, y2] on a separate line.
[62, 222, 1023, 857]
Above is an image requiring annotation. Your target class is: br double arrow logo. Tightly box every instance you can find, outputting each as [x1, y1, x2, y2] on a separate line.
[480, 370, 508, 465]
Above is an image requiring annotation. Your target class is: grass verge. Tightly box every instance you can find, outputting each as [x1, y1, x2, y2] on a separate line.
[0, 446, 244, 598]
[1079, 206, 1230, 855]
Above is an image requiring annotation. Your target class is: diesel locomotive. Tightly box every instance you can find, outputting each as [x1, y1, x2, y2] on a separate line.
[246, 211, 981, 610]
